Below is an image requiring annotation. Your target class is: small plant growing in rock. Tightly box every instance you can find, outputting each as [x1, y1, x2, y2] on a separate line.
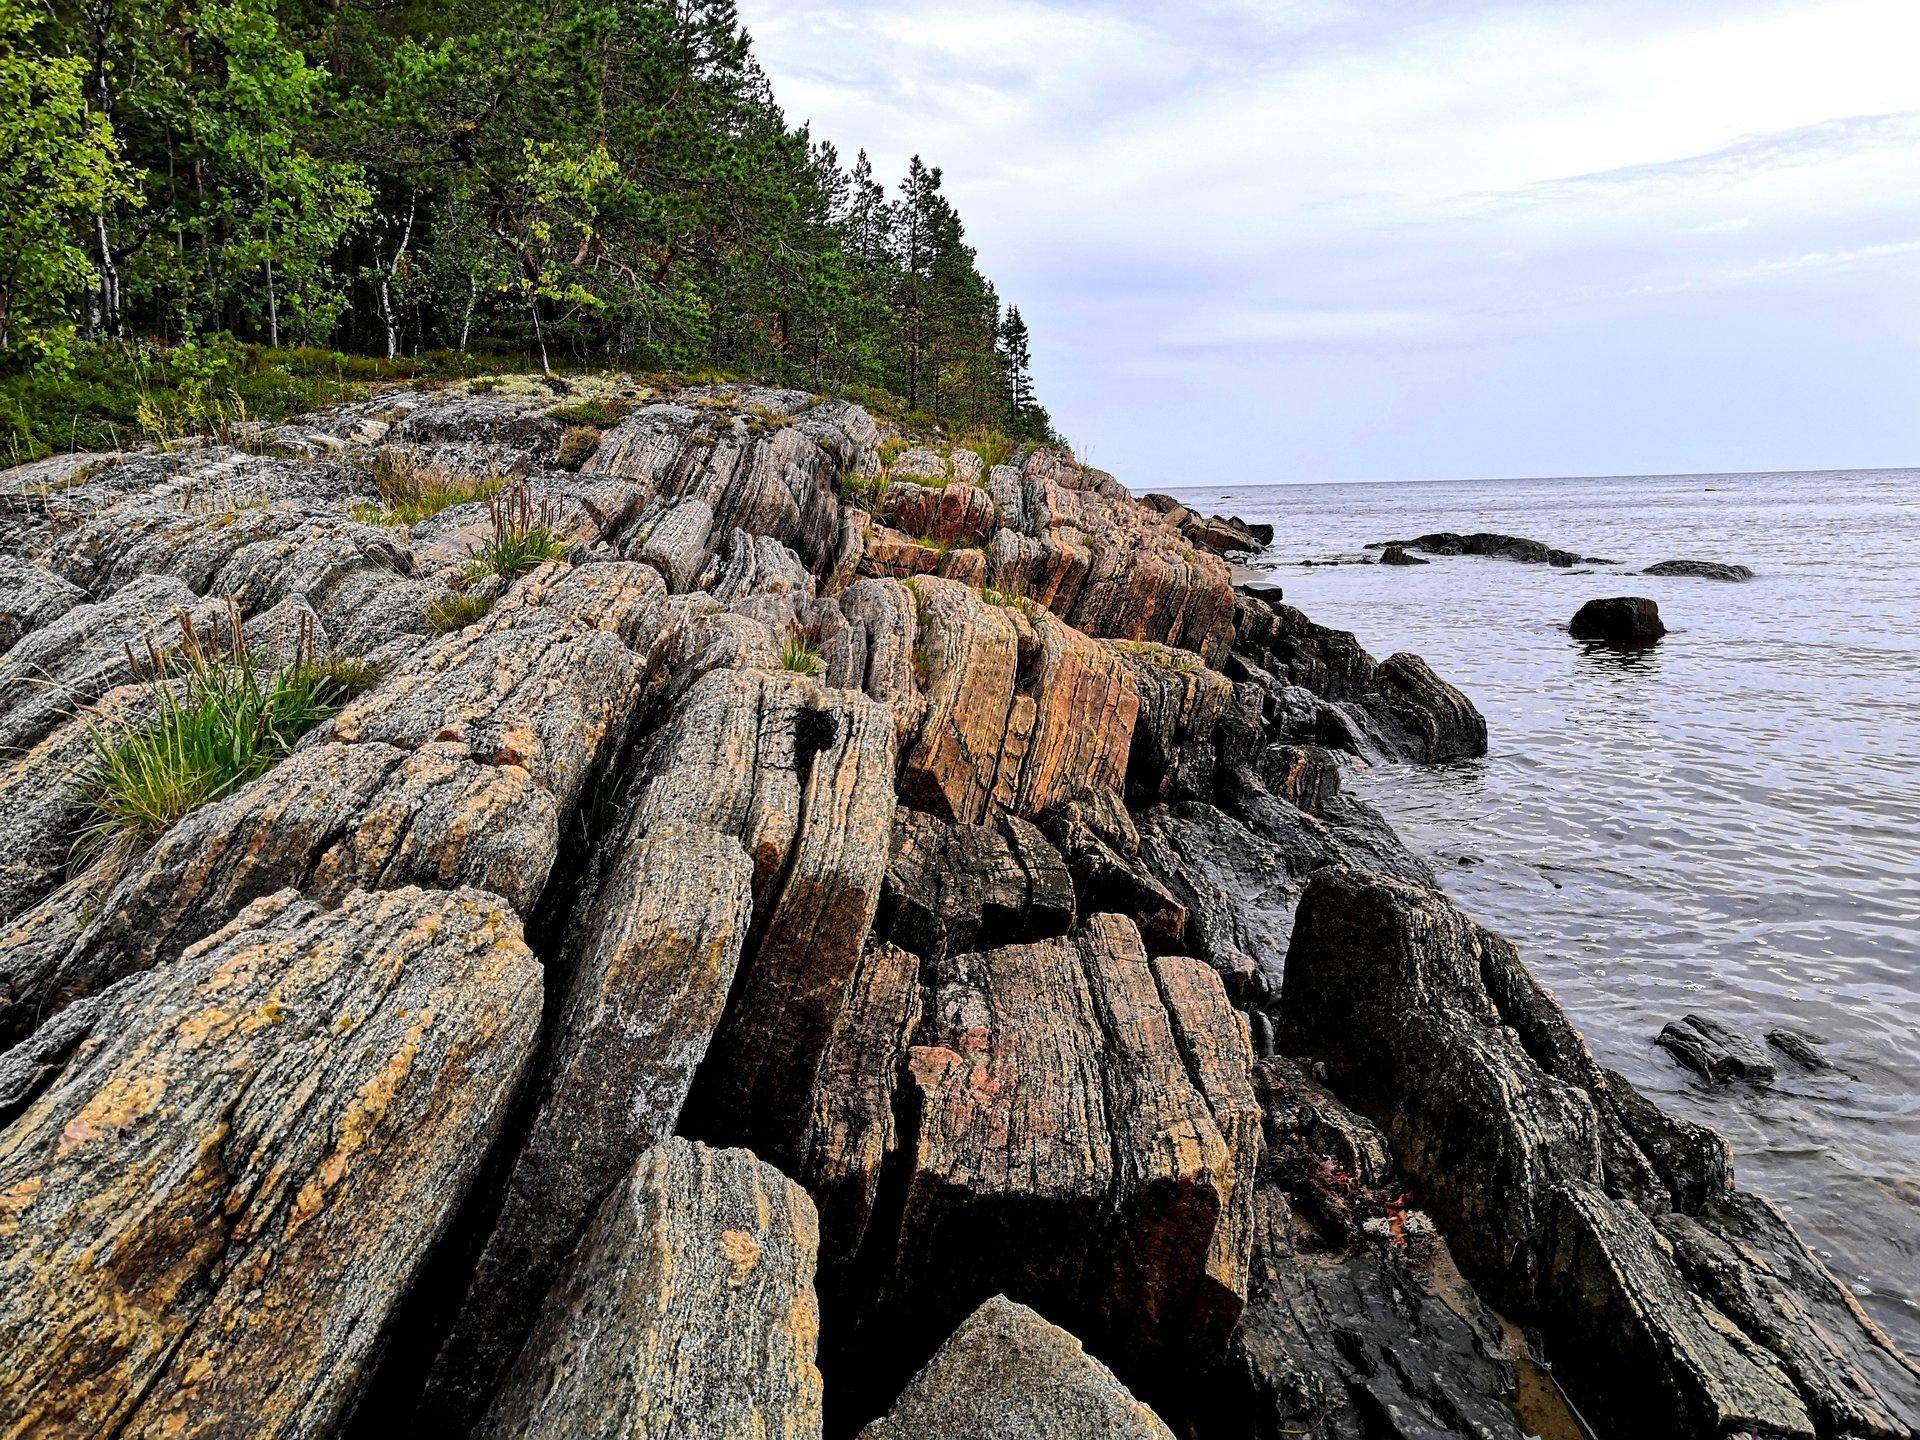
[72, 615, 380, 861]
[547, 396, 633, 428]
[355, 456, 506, 526]
[778, 632, 826, 678]
[426, 590, 494, 633]
[837, 470, 889, 509]
[463, 485, 570, 581]
[981, 586, 1038, 620]
[556, 425, 602, 468]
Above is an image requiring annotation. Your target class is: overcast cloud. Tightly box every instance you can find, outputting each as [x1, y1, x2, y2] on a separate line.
[740, 0, 1920, 484]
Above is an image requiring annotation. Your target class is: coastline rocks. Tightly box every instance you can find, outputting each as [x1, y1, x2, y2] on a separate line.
[857, 1295, 1175, 1440]
[476, 1139, 824, 1440]
[1371, 531, 1608, 568]
[1656, 1013, 1779, 1085]
[1377, 543, 1428, 566]
[1645, 558, 1753, 582]
[1570, 594, 1665, 647]
[0, 885, 542, 1440]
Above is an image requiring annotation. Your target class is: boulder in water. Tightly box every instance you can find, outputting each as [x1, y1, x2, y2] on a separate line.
[1377, 544, 1429, 567]
[1570, 596, 1665, 648]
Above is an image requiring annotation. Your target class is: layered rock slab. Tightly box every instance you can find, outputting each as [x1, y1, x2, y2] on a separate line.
[476, 1137, 824, 1440]
[423, 821, 755, 1429]
[857, 1295, 1175, 1440]
[0, 885, 541, 1440]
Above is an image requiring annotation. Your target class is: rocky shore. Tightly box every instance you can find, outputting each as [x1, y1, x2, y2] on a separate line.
[0, 376, 1913, 1440]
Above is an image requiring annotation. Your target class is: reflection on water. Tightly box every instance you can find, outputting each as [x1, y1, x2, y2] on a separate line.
[1197, 467, 1920, 1349]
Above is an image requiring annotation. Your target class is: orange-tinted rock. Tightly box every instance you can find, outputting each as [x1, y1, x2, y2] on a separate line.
[902, 578, 1138, 825]
[0, 886, 541, 1440]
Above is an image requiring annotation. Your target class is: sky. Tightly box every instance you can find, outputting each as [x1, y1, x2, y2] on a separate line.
[739, 0, 1920, 485]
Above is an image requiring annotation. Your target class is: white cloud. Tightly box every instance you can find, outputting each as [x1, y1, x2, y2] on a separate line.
[740, 0, 1920, 480]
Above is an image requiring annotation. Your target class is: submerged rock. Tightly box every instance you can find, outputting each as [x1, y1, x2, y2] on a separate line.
[1377, 543, 1429, 566]
[1644, 558, 1753, 581]
[1570, 594, 1666, 647]
[1657, 1013, 1779, 1085]
[1372, 531, 1609, 568]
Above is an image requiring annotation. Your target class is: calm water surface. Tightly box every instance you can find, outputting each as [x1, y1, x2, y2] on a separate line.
[1182, 468, 1920, 1349]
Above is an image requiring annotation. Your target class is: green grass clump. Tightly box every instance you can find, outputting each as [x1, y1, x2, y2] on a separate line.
[556, 426, 602, 467]
[982, 586, 1038, 620]
[462, 485, 571, 582]
[779, 633, 826, 678]
[73, 625, 380, 859]
[548, 396, 634, 428]
[353, 471, 506, 526]
[837, 470, 890, 508]
[426, 590, 494, 633]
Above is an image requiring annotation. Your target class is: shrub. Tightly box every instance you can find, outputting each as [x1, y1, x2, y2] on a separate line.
[778, 632, 825, 678]
[426, 590, 493, 632]
[72, 621, 379, 860]
[462, 485, 570, 581]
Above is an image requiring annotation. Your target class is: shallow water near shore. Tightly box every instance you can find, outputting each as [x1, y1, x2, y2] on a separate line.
[1192, 466, 1920, 1350]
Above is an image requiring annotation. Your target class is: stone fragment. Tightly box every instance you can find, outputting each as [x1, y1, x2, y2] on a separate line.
[476, 1138, 823, 1440]
[424, 821, 755, 1430]
[0, 556, 85, 654]
[857, 1295, 1174, 1440]
[1656, 1013, 1778, 1085]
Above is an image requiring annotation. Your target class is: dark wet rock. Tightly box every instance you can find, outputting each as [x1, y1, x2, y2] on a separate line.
[1373, 531, 1605, 568]
[857, 1295, 1174, 1440]
[879, 807, 1074, 960]
[1231, 589, 1486, 763]
[1767, 1027, 1835, 1071]
[1644, 558, 1753, 582]
[475, 1139, 823, 1440]
[1223, 1185, 1529, 1440]
[0, 885, 541, 1440]
[1656, 1013, 1778, 1085]
[1661, 1192, 1920, 1440]
[1569, 595, 1666, 647]
[1377, 543, 1429, 567]
[1543, 1180, 1813, 1439]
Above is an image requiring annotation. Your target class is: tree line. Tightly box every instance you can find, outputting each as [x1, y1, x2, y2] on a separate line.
[0, 0, 1049, 437]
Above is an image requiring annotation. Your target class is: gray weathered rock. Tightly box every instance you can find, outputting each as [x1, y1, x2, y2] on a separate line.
[476, 1138, 823, 1440]
[857, 1295, 1174, 1440]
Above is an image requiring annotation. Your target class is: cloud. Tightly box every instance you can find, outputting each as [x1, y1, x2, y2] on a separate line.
[740, 0, 1920, 481]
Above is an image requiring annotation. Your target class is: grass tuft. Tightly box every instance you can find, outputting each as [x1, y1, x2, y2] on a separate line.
[72, 619, 380, 860]
[779, 632, 826, 678]
[426, 590, 494, 633]
[462, 485, 571, 582]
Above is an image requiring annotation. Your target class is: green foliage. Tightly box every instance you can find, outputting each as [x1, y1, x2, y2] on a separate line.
[425, 590, 494, 632]
[778, 632, 825, 678]
[548, 397, 633, 428]
[73, 624, 378, 858]
[0, 0, 138, 367]
[982, 586, 1038, 620]
[355, 465, 506, 526]
[462, 484, 570, 581]
[0, 0, 1049, 447]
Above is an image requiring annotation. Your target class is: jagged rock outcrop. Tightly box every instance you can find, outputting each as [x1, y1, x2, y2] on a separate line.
[1279, 867, 1916, 1439]
[0, 885, 541, 1440]
[0, 377, 1906, 1440]
[857, 1295, 1176, 1440]
[476, 1138, 824, 1440]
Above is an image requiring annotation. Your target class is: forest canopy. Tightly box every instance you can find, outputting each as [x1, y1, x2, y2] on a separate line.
[0, 0, 1048, 443]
